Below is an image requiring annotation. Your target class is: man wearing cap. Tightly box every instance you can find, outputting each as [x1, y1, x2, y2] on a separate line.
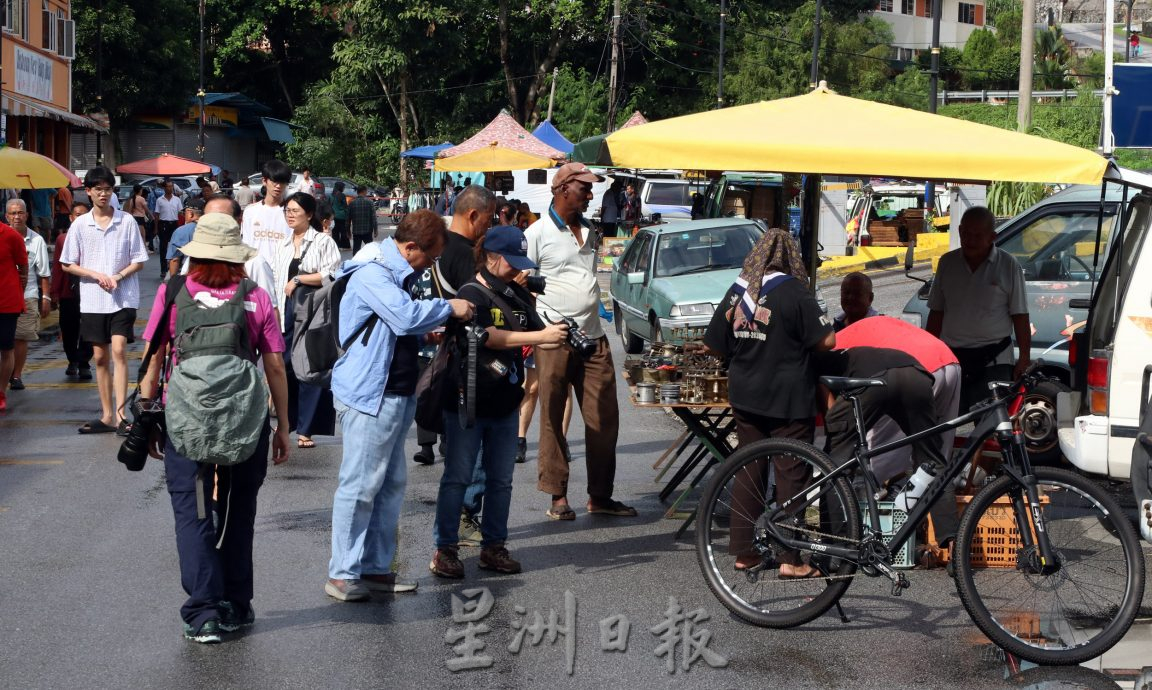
[525, 162, 636, 520]
[61, 167, 149, 435]
[166, 199, 206, 278]
[430, 226, 569, 578]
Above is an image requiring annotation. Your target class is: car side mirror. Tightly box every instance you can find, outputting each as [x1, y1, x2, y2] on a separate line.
[627, 271, 646, 285]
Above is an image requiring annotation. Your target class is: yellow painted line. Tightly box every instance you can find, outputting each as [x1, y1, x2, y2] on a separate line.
[0, 419, 85, 427]
[22, 382, 97, 389]
[0, 506, 9, 512]
[0, 460, 66, 465]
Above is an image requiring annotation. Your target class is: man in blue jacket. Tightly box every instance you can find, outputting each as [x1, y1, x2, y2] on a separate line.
[326, 209, 474, 601]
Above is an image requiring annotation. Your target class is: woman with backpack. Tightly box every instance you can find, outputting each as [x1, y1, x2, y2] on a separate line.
[137, 212, 290, 644]
[274, 192, 342, 449]
[428, 226, 569, 579]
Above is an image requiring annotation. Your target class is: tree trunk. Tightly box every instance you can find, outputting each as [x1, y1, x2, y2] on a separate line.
[521, 27, 568, 126]
[498, 0, 520, 120]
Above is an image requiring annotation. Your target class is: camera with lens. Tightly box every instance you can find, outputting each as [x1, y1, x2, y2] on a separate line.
[461, 321, 489, 347]
[525, 275, 547, 294]
[117, 395, 166, 472]
[559, 316, 598, 358]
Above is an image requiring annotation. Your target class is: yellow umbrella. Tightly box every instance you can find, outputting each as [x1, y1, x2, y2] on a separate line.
[435, 143, 557, 172]
[606, 83, 1107, 184]
[0, 145, 71, 188]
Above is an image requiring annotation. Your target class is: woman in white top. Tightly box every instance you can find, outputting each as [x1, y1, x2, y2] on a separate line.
[274, 192, 342, 448]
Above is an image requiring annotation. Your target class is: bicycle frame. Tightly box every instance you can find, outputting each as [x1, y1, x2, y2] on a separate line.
[763, 383, 1060, 573]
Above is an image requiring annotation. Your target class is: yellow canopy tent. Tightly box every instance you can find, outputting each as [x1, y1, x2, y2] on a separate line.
[435, 143, 557, 172]
[605, 83, 1107, 185]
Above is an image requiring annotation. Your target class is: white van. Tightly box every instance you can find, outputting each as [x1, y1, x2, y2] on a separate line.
[1055, 166, 1152, 543]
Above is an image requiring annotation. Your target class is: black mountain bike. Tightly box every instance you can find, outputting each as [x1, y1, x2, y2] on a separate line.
[695, 363, 1146, 665]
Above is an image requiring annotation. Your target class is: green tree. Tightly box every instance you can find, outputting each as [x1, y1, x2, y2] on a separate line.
[1034, 26, 1072, 89]
[72, 0, 198, 165]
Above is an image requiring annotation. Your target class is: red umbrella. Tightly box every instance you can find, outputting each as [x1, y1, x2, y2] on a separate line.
[46, 157, 82, 187]
[115, 153, 212, 176]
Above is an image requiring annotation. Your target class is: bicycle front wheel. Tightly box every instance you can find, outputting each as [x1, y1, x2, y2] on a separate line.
[696, 438, 861, 628]
[954, 467, 1146, 665]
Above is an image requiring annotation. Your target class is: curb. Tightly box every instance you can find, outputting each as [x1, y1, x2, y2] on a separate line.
[816, 235, 950, 280]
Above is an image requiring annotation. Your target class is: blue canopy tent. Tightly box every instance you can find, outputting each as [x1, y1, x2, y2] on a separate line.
[401, 142, 455, 159]
[531, 120, 574, 155]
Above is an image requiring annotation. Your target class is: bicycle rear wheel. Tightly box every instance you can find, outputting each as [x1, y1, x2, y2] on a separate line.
[954, 467, 1146, 665]
[696, 438, 861, 628]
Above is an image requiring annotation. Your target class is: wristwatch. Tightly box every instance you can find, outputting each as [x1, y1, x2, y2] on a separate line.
[293, 276, 302, 286]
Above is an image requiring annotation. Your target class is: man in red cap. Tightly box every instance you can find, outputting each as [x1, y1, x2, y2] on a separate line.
[525, 163, 636, 521]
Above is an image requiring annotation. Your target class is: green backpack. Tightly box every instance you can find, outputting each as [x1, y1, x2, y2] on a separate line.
[164, 276, 269, 466]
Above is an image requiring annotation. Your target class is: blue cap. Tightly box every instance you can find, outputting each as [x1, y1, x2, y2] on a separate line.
[483, 225, 537, 271]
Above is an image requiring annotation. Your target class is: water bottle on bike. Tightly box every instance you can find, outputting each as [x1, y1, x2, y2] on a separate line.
[893, 464, 936, 512]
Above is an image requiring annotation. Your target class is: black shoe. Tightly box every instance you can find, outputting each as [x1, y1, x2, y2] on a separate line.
[413, 445, 434, 465]
[116, 420, 132, 437]
[66, 364, 78, 377]
[514, 437, 527, 464]
[8, 377, 24, 391]
[218, 601, 255, 632]
[77, 367, 93, 381]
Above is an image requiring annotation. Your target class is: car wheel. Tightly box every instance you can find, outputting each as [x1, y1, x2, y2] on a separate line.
[1019, 379, 1070, 466]
[617, 303, 644, 354]
[649, 316, 662, 345]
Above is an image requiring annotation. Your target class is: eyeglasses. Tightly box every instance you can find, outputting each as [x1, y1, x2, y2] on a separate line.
[90, 187, 115, 195]
[284, 207, 305, 215]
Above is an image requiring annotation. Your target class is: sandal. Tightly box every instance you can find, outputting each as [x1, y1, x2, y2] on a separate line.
[546, 504, 576, 521]
[586, 499, 638, 517]
[779, 565, 823, 580]
[78, 419, 117, 434]
[297, 437, 316, 449]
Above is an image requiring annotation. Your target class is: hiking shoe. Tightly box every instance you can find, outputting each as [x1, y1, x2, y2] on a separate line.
[65, 364, 78, 377]
[413, 445, 435, 465]
[430, 547, 465, 579]
[459, 513, 482, 548]
[478, 544, 522, 574]
[362, 573, 419, 593]
[325, 578, 370, 602]
[8, 377, 24, 391]
[514, 437, 527, 464]
[218, 602, 255, 632]
[183, 619, 223, 644]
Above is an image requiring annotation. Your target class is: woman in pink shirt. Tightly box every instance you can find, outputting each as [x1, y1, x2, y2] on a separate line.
[138, 212, 290, 644]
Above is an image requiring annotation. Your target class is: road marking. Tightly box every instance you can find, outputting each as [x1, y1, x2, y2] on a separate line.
[22, 383, 97, 390]
[0, 460, 66, 465]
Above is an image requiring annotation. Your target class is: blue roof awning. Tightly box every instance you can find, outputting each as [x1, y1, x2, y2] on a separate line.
[261, 117, 298, 144]
[401, 142, 455, 159]
[531, 120, 573, 155]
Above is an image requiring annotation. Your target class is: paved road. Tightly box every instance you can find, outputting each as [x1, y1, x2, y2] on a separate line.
[1061, 22, 1152, 62]
[1, 257, 1149, 689]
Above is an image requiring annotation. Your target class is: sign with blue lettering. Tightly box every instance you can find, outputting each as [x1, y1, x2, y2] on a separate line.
[14, 46, 53, 102]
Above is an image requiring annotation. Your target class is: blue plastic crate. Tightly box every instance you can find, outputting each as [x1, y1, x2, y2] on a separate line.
[860, 501, 916, 569]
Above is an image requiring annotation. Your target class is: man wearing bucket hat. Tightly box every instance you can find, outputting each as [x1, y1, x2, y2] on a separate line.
[430, 226, 569, 578]
[139, 212, 290, 643]
[524, 162, 636, 521]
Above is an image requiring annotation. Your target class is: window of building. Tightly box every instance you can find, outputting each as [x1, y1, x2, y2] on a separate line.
[957, 2, 977, 23]
[3, 0, 29, 40]
[42, 2, 56, 51]
[896, 47, 915, 63]
[901, 0, 914, 13]
[922, 0, 934, 17]
[878, 0, 894, 12]
[58, 11, 74, 59]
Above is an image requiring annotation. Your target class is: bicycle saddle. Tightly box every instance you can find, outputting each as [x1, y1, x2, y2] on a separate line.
[819, 376, 886, 393]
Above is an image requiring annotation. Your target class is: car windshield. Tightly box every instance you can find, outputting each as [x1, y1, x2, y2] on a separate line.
[654, 224, 762, 277]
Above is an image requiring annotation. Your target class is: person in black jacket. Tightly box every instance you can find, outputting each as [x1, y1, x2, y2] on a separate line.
[704, 228, 835, 578]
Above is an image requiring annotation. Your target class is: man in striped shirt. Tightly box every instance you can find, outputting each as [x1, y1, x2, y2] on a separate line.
[60, 167, 149, 435]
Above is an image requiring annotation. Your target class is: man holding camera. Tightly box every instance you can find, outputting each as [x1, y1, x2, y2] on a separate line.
[525, 163, 636, 520]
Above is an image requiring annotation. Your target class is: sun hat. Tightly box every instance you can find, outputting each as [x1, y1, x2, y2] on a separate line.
[179, 212, 257, 264]
[483, 225, 537, 271]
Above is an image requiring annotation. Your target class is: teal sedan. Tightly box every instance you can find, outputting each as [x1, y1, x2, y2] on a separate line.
[610, 218, 764, 353]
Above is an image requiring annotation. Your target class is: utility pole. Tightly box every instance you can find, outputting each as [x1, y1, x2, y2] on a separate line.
[197, 0, 206, 161]
[1124, 0, 1135, 62]
[717, 0, 726, 108]
[96, 0, 104, 164]
[925, 0, 942, 233]
[809, 0, 823, 88]
[1104, 0, 1117, 154]
[546, 67, 558, 121]
[1017, 0, 1035, 132]
[607, 0, 621, 132]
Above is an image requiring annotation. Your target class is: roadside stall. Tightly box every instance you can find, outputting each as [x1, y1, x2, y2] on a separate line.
[601, 82, 1109, 527]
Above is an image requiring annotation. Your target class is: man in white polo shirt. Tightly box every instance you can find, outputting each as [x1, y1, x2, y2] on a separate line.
[60, 167, 149, 435]
[926, 206, 1030, 411]
[154, 181, 184, 279]
[242, 159, 292, 266]
[525, 162, 636, 521]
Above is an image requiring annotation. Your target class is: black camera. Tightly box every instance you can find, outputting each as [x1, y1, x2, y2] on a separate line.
[117, 396, 165, 472]
[461, 322, 489, 347]
[560, 316, 598, 358]
[525, 275, 546, 294]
